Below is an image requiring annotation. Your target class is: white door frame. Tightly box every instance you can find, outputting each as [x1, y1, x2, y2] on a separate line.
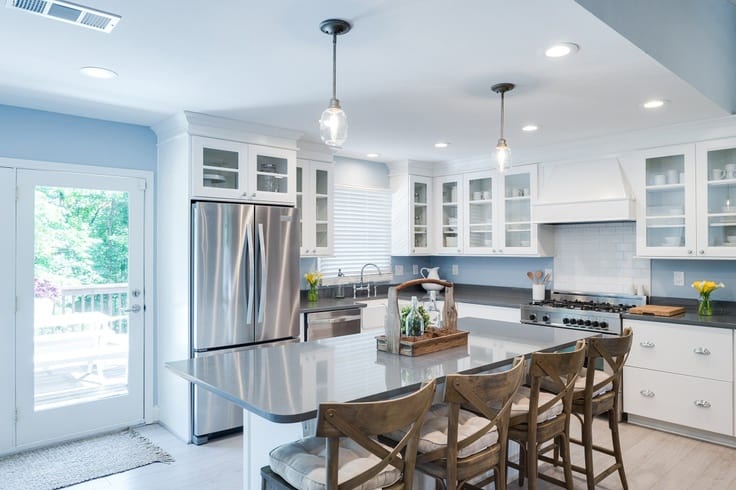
[0, 167, 16, 453]
[0, 157, 155, 453]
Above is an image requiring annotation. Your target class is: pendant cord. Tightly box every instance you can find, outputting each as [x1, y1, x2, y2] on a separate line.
[499, 91, 505, 140]
[332, 33, 337, 101]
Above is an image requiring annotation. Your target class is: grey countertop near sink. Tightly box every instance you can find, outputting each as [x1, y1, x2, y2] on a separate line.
[301, 283, 736, 329]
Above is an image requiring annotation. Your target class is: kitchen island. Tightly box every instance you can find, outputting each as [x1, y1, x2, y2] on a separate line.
[167, 317, 595, 490]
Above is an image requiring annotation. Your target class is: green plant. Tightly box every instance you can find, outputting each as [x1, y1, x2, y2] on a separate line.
[400, 304, 431, 330]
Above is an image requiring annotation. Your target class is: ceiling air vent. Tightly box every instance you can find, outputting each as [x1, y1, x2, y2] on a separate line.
[7, 0, 120, 33]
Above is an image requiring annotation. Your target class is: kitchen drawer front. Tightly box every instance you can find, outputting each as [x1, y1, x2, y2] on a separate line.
[624, 366, 733, 436]
[624, 319, 733, 381]
[457, 303, 520, 323]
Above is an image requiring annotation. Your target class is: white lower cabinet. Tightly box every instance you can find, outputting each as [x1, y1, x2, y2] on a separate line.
[623, 319, 734, 437]
[624, 366, 733, 436]
[457, 302, 520, 323]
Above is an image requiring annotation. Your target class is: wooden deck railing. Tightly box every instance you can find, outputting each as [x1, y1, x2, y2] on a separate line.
[56, 283, 129, 334]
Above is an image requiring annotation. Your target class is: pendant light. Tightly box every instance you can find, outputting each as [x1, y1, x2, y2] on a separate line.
[318, 19, 352, 148]
[491, 83, 515, 173]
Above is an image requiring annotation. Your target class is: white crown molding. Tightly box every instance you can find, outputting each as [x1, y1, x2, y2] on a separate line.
[296, 139, 336, 163]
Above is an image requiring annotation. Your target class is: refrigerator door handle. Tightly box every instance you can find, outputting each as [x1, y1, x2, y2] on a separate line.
[257, 222, 267, 323]
[246, 222, 255, 324]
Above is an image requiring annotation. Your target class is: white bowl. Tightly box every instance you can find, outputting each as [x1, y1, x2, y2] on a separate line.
[662, 237, 681, 246]
[421, 282, 444, 292]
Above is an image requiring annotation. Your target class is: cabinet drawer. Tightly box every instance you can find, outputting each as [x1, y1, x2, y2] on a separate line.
[624, 366, 733, 436]
[624, 320, 732, 381]
[457, 303, 520, 323]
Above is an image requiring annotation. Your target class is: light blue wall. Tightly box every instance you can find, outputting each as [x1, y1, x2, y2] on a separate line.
[0, 104, 156, 170]
[333, 156, 389, 189]
[392, 256, 553, 288]
[651, 259, 736, 302]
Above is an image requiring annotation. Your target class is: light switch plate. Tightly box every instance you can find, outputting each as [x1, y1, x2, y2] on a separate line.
[674, 271, 684, 286]
[412, 264, 418, 275]
[452, 264, 459, 275]
[394, 264, 404, 276]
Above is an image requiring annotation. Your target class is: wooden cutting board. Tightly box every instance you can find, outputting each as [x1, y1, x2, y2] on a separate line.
[628, 305, 686, 316]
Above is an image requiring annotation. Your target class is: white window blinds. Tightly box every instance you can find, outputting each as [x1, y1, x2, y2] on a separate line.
[319, 186, 391, 278]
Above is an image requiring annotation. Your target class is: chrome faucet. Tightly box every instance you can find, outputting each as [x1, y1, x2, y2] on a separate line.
[354, 263, 382, 298]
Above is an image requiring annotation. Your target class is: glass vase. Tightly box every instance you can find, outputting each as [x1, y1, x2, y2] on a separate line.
[307, 285, 318, 302]
[698, 294, 712, 316]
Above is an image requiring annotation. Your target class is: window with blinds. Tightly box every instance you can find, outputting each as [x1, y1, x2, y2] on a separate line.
[319, 186, 391, 278]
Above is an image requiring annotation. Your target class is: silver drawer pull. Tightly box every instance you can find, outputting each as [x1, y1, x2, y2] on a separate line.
[694, 400, 711, 408]
[640, 389, 655, 398]
[640, 341, 655, 348]
[693, 347, 711, 355]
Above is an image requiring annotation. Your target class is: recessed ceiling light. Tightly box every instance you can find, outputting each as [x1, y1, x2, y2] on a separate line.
[434, 142, 449, 148]
[643, 99, 668, 109]
[366, 153, 380, 158]
[80, 66, 118, 79]
[522, 124, 539, 132]
[545, 42, 579, 58]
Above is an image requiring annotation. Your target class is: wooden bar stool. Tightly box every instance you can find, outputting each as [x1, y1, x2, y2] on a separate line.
[568, 327, 633, 489]
[261, 379, 436, 490]
[507, 340, 586, 490]
[384, 357, 525, 490]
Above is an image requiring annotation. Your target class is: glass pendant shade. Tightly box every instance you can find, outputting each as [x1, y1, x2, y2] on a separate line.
[319, 99, 348, 148]
[495, 138, 511, 172]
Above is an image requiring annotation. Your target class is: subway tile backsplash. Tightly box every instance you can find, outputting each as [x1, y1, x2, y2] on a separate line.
[553, 222, 650, 295]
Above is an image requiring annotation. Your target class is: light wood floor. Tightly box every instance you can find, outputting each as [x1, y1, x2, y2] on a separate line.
[67, 419, 736, 489]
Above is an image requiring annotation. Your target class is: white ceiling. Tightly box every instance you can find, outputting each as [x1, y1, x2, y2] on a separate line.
[0, 0, 729, 163]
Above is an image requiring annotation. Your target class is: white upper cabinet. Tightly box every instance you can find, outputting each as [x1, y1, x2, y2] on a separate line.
[297, 159, 334, 256]
[434, 175, 464, 254]
[411, 176, 433, 254]
[636, 138, 736, 258]
[191, 136, 295, 204]
[433, 166, 546, 256]
[391, 174, 433, 255]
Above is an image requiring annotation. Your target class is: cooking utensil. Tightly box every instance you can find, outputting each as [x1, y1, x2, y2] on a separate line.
[543, 272, 550, 283]
[526, 271, 535, 283]
[534, 271, 543, 283]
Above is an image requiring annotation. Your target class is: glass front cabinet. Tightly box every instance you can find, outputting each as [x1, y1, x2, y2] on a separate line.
[411, 176, 432, 254]
[464, 171, 495, 253]
[191, 136, 295, 204]
[435, 175, 463, 254]
[297, 160, 333, 256]
[637, 138, 736, 258]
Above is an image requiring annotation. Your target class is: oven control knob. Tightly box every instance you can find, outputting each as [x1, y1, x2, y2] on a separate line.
[562, 318, 570, 324]
[584, 320, 592, 326]
[542, 315, 550, 323]
[574, 319, 583, 325]
[600, 321, 608, 329]
[592, 321, 600, 328]
[528, 314, 537, 321]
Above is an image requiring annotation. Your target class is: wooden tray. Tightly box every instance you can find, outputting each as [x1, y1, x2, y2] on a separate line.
[376, 328, 468, 357]
[628, 305, 686, 317]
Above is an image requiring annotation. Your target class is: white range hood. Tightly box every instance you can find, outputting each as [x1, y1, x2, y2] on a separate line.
[533, 158, 636, 224]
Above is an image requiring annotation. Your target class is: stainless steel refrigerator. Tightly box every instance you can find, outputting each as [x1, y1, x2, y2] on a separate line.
[191, 201, 299, 444]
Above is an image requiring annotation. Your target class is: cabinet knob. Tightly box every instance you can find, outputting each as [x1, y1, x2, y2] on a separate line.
[687, 250, 693, 255]
[252, 192, 257, 197]
[640, 389, 655, 398]
[699, 250, 705, 255]
[693, 399, 711, 408]
[693, 347, 711, 355]
[639, 340, 655, 348]
[457, 249, 461, 253]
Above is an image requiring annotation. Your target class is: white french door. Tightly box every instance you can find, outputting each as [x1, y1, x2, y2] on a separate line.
[15, 169, 146, 446]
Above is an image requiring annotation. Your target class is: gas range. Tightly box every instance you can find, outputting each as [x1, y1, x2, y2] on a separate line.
[520, 291, 647, 335]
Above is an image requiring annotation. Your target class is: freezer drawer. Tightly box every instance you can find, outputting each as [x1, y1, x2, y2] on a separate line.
[305, 308, 362, 341]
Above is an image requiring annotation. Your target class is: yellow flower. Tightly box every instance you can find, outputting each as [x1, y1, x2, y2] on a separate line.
[691, 280, 725, 295]
[304, 271, 323, 286]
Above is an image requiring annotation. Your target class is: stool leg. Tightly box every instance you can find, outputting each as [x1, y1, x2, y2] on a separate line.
[609, 409, 629, 490]
[517, 442, 526, 487]
[582, 411, 595, 490]
[560, 432, 574, 490]
[527, 436, 538, 490]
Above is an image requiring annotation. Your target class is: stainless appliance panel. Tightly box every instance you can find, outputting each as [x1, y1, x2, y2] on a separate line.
[192, 202, 255, 350]
[254, 206, 299, 343]
[306, 308, 362, 341]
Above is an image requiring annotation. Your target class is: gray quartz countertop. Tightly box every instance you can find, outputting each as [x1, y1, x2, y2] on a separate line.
[622, 296, 736, 329]
[299, 284, 532, 313]
[166, 317, 594, 423]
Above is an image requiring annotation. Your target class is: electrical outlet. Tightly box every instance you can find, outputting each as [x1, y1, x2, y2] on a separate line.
[674, 271, 685, 287]
[412, 264, 418, 275]
[452, 264, 459, 275]
[394, 264, 403, 276]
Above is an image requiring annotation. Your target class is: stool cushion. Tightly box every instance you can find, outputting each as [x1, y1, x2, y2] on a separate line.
[574, 369, 613, 398]
[387, 403, 498, 459]
[511, 386, 563, 423]
[269, 436, 401, 490]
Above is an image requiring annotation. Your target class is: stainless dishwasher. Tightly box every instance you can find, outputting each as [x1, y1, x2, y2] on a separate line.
[305, 308, 362, 341]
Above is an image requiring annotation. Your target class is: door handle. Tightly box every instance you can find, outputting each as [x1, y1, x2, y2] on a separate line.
[693, 400, 711, 408]
[693, 347, 711, 355]
[639, 341, 655, 348]
[124, 304, 142, 313]
[640, 389, 655, 398]
[246, 223, 254, 324]
[257, 223, 267, 323]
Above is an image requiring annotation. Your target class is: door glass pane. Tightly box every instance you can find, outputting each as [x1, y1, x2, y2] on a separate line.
[33, 187, 130, 411]
[256, 155, 288, 193]
[706, 148, 736, 247]
[202, 147, 239, 189]
[468, 177, 492, 247]
[442, 181, 459, 248]
[504, 174, 531, 247]
[645, 154, 686, 248]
